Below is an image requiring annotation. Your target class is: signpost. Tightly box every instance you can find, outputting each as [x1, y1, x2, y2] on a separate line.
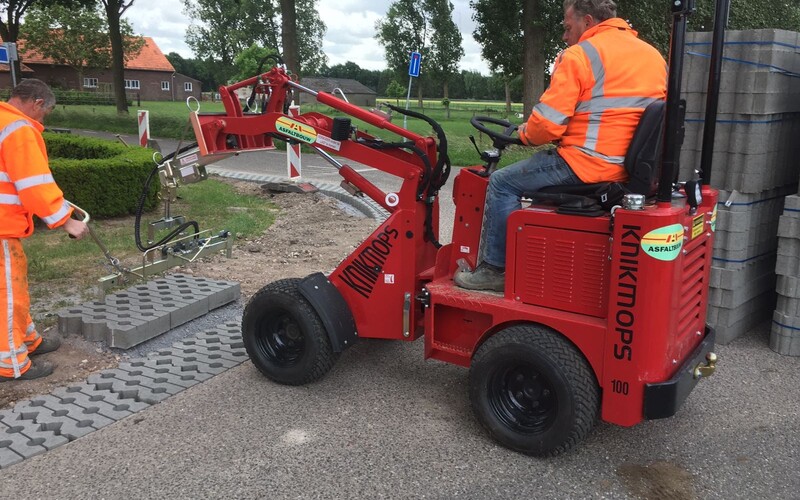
[404, 51, 421, 129]
[0, 43, 18, 87]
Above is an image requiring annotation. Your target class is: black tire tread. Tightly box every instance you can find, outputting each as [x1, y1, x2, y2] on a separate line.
[470, 325, 600, 456]
[242, 278, 338, 385]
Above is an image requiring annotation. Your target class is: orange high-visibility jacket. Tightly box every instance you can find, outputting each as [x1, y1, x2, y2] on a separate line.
[521, 18, 667, 183]
[0, 102, 72, 238]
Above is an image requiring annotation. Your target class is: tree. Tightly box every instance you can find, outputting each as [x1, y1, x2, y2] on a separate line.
[471, 0, 561, 116]
[1, 0, 92, 82]
[618, 0, 800, 55]
[375, 0, 466, 105]
[0, 0, 31, 80]
[22, 3, 143, 88]
[521, 0, 544, 118]
[293, 0, 327, 74]
[182, 0, 325, 81]
[279, 0, 298, 73]
[375, 0, 429, 106]
[167, 52, 228, 92]
[385, 80, 405, 105]
[232, 44, 280, 82]
[471, 0, 523, 113]
[427, 0, 463, 99]
[101, 0, 137, 114]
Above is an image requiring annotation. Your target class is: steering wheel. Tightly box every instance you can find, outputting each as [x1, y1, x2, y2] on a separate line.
[470, 116, 523, 148]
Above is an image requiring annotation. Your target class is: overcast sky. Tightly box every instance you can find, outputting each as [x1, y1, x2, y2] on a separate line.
[122, 0, 489, 74]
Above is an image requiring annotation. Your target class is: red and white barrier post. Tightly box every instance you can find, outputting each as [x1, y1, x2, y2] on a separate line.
[137, 110, 150, 147]
[287, 104, 301, 180]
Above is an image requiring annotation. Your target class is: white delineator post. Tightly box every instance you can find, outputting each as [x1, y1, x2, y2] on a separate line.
[287, 104, 302, 180]
[138, 110, 150, 147]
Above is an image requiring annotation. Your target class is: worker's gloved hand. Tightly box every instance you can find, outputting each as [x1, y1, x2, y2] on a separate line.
[63, 218, 89, 240]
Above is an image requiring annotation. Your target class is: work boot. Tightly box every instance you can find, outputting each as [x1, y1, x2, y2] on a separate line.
[0, 360, 55, 382]
[30, 336, 62, 356]
[454, 262, 505, 292]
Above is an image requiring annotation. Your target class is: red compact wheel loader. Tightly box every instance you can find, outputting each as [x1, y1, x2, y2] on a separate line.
[186, 0, 725, 455]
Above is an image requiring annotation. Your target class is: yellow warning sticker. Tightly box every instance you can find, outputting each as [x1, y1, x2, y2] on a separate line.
[276, 117, 317, 143]
[711, 205, 717, 232]
[691, 214, 704, 240]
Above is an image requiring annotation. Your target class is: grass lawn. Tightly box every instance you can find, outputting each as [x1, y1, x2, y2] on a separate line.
[24, 178, 276, 311]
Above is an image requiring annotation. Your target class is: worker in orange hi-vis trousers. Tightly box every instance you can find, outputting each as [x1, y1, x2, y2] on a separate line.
[0, 79, 89, 382]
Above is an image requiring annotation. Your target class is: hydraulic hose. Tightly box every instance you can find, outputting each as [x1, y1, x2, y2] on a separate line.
[134, 143, 201, 252]
[379, 104, 453, 248]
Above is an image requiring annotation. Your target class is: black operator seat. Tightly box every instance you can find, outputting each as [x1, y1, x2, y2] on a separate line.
[529, 100, 666, 215]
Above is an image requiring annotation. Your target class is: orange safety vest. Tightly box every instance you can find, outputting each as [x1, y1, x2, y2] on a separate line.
[521, 18, 667, 184]
[0, 101, 72, 238]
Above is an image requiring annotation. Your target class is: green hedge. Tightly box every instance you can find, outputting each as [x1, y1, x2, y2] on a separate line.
[44, 132, 159, 218]
[0, 89, 132, 106]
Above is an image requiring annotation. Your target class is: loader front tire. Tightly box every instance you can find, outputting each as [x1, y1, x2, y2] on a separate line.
[469, 324, 600, 456]
[242, 278, 338, 385]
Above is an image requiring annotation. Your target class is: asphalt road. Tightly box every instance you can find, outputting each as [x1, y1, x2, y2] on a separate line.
[3, 129, 797, 498]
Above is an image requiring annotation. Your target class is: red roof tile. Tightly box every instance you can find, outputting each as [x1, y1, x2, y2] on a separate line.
[2, 36, 174, 73]
[126, 37, 174, 72]
[0, 62, 34, 73]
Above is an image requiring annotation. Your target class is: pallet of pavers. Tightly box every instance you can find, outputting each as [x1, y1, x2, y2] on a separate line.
[771, 194, 800, 355]
[57, 274, 240, 349]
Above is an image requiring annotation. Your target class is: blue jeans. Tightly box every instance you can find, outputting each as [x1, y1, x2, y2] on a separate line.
[481, 150, 581, 267]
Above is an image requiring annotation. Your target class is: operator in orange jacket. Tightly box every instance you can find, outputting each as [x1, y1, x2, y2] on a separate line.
[455, 0, 667, 292]
[0, 79, 89, 381]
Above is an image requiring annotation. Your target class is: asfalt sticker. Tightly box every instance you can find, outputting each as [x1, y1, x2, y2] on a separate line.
[641, 223, 684, 261]
[276, 116, 318, 143]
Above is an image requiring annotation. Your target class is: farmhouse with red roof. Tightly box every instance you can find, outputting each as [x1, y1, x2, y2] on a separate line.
[0, 37, 200, 101]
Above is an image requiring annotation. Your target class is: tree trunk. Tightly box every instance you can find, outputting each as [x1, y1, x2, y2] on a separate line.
[503, 76, 512, 118]
[1, 12, 21, 86]
[105, 1, 128, 115]
[279, 0, 299, 75]
[417, 84, 423, 109]
[521, 0, 545, 118]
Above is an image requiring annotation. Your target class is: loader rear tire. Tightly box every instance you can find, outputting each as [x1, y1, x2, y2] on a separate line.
[469, 324, 600, 456]
[242, 278, 338, 385]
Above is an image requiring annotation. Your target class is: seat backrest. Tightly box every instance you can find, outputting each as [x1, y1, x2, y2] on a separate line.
[624, 100, 666, 196]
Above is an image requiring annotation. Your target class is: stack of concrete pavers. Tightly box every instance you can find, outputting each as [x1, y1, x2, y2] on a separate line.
[771, 194, 800, 355]
[680, 29, 800, 344]
[57, 274, 240, 349]
[0, 323, 248, 469]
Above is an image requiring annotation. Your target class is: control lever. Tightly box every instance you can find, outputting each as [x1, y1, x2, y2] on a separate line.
[468, 135, 482, 156]
[469, 134, 500, 174]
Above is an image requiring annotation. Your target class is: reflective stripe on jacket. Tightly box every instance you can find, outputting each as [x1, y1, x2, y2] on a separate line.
[0, 102, 72, 239]
[521, 18, 667, 183]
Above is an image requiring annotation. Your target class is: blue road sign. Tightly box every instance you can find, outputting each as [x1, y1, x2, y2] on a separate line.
[0, 46, 9, 65]
[408, 51, 421, 78]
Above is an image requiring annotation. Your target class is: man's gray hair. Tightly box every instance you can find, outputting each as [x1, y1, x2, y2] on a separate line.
[11, 78, 56, 109]
[563, 0, 617, 21]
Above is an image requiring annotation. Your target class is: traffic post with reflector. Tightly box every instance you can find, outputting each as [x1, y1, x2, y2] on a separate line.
[137, 110, 150, 147]
[287, 104, 302, 180]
